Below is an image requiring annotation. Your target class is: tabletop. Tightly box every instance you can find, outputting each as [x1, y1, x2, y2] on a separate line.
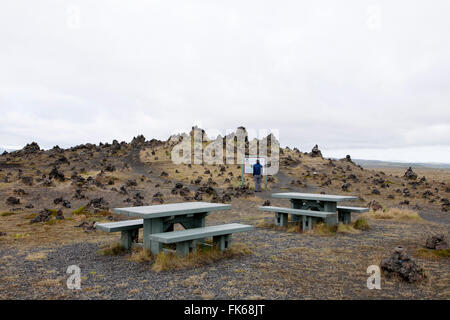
[271, 192, 358, 202]
[112, 202, 232, 219]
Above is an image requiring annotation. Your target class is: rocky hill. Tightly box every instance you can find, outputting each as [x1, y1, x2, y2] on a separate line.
[0, 126, 449, 217]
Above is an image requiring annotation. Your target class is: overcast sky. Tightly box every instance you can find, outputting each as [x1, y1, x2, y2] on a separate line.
[1, 1, 449, 163]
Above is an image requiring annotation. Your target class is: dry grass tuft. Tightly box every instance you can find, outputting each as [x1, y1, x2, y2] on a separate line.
[336, 223, 361, 234]
[258, 220, 365, 235]
[34, 278, 63, 287]
[152, 243, 251, 272]
[128, 248, 154, 263]
[1, 211, 18, 217]
[362, 208, 423, 221]
[25, 251, 49, 261]
[98, 242, 127, 256]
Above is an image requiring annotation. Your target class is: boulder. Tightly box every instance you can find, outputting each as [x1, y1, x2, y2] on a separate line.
[367, 200, 382, 211]
[380, 246, 425, 283]
[31, 209, 51, 223]
[6, 196, 20, 205]
[404, 167, 418, 180]
[49, 167, 65, 182]
[21, 176, 34, 186]
[310, 144, 322, 158]
[425, 234, 448, 250]
[22, 142, 41, 154]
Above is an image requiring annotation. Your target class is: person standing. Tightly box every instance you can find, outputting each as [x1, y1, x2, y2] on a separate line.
[253, 159, 263, 192]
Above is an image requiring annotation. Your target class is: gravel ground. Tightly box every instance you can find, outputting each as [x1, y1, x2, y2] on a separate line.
[1, 216, 449, 300]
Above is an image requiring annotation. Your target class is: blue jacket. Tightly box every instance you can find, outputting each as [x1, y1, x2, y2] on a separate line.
[253, 163, 262, 176]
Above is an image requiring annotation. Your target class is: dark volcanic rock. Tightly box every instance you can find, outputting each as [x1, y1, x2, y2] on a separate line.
[86, 198, 109, 211]
[131, 135, 146, 149]
[21, 176, 34, 186]
[126, 179, 138, 187]
[380, 246, 425, 283]
[310, 144, 322, 158]
[105, 164, 116, 172]
[404, 167, 418, 180]
[31, 209, 51, 223]
[367, 200, 382, 211]
[425, 234, 448, 250]
[76, 221, 96, 232]
[49, 167, 65, 182]
[22, 142, 41, 154]
[6, 196, 20, 205]
[371, 188, 380, 195]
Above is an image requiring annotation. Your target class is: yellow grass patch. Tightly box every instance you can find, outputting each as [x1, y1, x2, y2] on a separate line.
[152, 243, 251, 272]
[34, 278, 63, 287]
[415, 248, 450, 259]
[25, 251, 50, 261]
[362, 208, 423, 221]
[128, 248, 154, 263]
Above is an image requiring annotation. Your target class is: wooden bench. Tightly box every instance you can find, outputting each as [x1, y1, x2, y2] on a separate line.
[96, 219, 143, 249]
[148, 223, 253, 256]
[258, 206, 337, 230]
[336, 206, 369, 224]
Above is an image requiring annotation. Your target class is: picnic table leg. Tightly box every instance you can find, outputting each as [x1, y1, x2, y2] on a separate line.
[302, 216, 307, 230]
[323, 201, 338, 226]
[190, 240, 197, 253]
[307, 216, 313, 230]
[339, 211, 351, 224]
[290, 199, 302, 224]
[225, 234, 232, 249]
[120, 231, 133, 250]
[274, 212, 288, 227]
[143, 218, 164, 255]
[213, 235, 226, 251]
[176, 241, 190, 257]
[191, 212, 207, 243]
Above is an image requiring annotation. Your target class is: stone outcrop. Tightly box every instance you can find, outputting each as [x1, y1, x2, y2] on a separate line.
[310, 145, 322, 158]
[380, 246, 425, 283]
[404, 167, 418, 180]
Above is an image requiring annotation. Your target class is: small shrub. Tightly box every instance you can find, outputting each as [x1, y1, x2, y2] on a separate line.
[354, 218, 370, 230]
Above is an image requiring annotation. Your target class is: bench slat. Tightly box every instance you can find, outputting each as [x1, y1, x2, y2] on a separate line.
[96, 219, 143, 233]
[258, 206, 337, 218]
[148, 223, 253, 244]
[337, 206, 369, 213]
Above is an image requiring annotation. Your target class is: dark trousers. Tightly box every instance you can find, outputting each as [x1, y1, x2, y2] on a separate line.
[253, 174, 262, 191]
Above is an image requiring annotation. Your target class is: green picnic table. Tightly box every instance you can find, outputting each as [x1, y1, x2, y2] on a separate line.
[112, 202, 231, 254]
[259, 192, 367, 229]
